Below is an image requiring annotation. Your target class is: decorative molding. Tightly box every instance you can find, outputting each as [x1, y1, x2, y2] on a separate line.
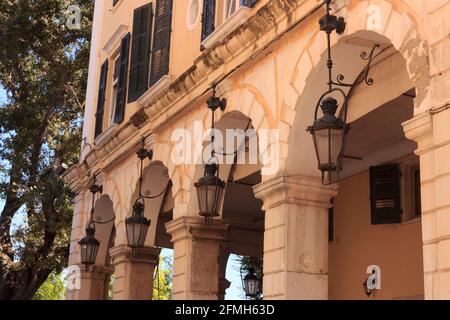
[102, 24, 129, 54]
[94, 124, 119, 148]
[165, 216, 229, 243]
[138, 75, 175, 111]
[253, 174, 338, 211]
[402, 112, 433, 154]
[130, 108, 149, 128]
[201, 6, 253, 50]
[109, 245, 161, 265]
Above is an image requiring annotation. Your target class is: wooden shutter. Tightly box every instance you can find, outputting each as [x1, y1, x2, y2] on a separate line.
[128, 3, 153, 103]
[369, 164, 402, 225]
[94, 60, 108, 139]
[150, 0, 173, 86]
[114, 33, 131, 124]
[201, 0, 215, 41]
[414, 168, 422, 216]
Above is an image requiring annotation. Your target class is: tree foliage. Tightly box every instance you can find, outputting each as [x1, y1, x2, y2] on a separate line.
[0, 0, 93, 299]
[33, 271, 66, 300]
[153, 255, 173, 300]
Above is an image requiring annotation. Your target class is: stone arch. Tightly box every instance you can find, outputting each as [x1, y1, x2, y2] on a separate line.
[186, 110, 264, 219]
[87, 195, 115, 268]
[129, 160, 172, 247]
[153, 87, 274, 215]
[285, 0, 430, 176]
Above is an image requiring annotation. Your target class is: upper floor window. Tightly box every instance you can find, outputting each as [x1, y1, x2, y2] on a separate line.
[224, 0, 239, 20]
[201, 0, 258, 45]
[109, 55, 121, 126]
[94, 1, 174, 140]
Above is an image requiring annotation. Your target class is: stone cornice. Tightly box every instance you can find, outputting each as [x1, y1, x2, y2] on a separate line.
[165, 216, 229, 243]
[68, 0, 323, 190]
[402, 112, 433, 155]
[109, 245, 161, 265]
[253, 174, 338, 211]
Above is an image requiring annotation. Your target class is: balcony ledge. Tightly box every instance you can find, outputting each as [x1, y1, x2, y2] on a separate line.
[138, 75, 175, 109]
[201, 6, 253, 50]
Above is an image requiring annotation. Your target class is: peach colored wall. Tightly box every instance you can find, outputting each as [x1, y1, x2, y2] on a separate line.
[329, 171, 424, 300]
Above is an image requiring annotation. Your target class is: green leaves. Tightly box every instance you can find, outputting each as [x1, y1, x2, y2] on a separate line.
[0, 0, 93, 299]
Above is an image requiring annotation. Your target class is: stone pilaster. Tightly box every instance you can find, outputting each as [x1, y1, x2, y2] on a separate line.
[404, 110, 450, 299]
[110, 245, 161, 300]
[166, 216, 229, 300]
[254, 175, 337, 300]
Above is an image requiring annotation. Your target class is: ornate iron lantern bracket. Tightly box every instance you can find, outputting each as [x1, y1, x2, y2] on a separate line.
[308, 0, 381, 185]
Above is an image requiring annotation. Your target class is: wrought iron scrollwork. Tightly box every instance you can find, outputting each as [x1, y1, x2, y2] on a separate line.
[333, 44, 380, 88]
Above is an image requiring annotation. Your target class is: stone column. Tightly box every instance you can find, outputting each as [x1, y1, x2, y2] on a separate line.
[66, 265, 109, 300]
[166, 216, 229, 300]
[254, 175, 337, 300]
[110, 244, 161, 300]
[404, 110, 450, 299]
[66, 193, 112, 300]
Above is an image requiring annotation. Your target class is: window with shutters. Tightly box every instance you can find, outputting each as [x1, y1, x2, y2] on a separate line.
[150, 0, 173, 86]
[201, 0, 258, 48]
[369, 163, 402, 225]
[128, 3, 154, 102]
[201, 0, 216, 41]
[224, 0, 239, 20]
[369, 155, 422, 225]
[94, 60, 109, 139]
[108, 55, 121, 126]
[113, 33, 131, 124]
[223, 0, 258, 21]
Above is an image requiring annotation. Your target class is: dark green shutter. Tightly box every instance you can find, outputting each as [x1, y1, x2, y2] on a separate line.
[128, 3, 153, 103]
[150, 0, 173, 86]
[369, 164, 402, 225]
[94, 60, 108, 139]
[201, 0, 215, 41]
[414, 168, 422, 216]
[114, 33, 131, 124]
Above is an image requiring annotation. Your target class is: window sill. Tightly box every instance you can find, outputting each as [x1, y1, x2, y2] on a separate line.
[201, 6, 253, 49]
[94, 124, 119, 148]
[138, 75, 175, 107]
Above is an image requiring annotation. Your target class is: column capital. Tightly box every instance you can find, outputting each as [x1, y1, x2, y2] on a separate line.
[75, 264, 110, 279]
[109, 244, 160, 266]
[165, 216, 229, 243]
[403, 112, 433, 154]
[253, 174, 338, 211]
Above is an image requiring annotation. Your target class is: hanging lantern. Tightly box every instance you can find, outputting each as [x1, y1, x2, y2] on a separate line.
[307, 96, 349, 183]
[79, 226, 100, 270]
[126, 198, 151, 248]
[79, 174, 103, 271]
[195, 163, 225, 223]
[243, 267, 260, 299]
